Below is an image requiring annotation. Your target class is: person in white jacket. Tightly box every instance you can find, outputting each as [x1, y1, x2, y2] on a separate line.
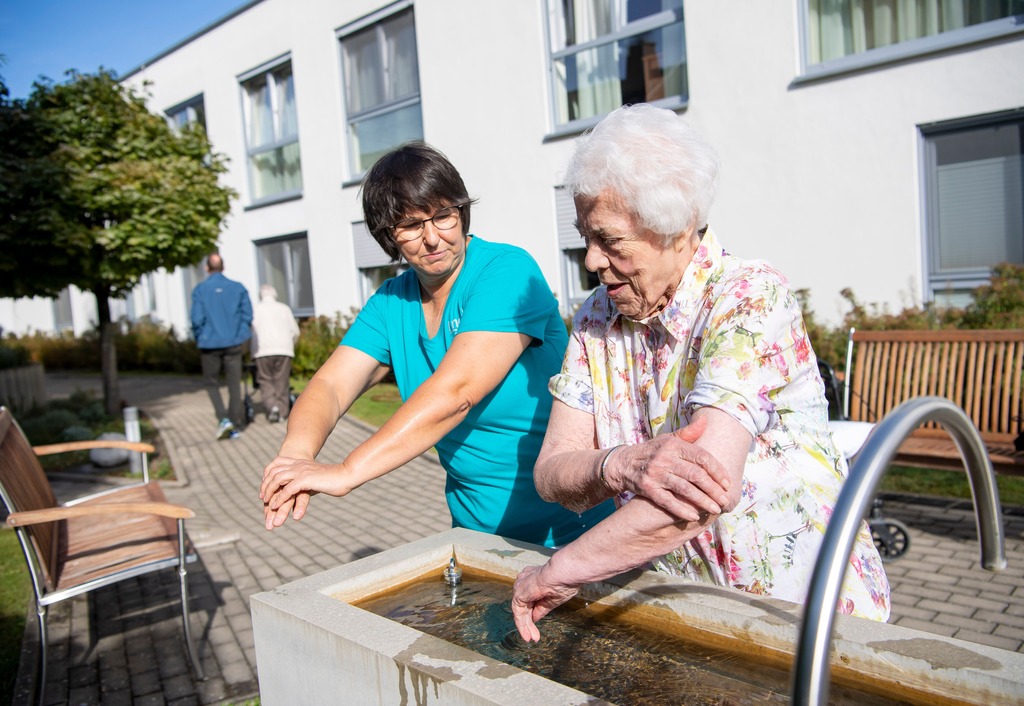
[251, 284, 300, 422]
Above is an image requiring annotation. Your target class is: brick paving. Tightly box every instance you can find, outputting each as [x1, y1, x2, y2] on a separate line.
[12, 372, 1024, 704]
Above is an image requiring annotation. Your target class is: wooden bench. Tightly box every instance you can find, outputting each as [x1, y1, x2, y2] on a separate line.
[841, 329, 1024, 475]
[0, 406, 204, 704]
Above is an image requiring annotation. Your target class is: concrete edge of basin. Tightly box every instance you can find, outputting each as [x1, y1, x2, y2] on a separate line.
[252, 528, 1024, 706]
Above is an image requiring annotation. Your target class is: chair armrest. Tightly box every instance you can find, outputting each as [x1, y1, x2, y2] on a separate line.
[6, 502, 195, 527]
[32, 440, 156, 456]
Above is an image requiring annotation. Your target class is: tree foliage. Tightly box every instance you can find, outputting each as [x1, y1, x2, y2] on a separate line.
[0, 69, 235, 412]
[0, 70, 234, 298]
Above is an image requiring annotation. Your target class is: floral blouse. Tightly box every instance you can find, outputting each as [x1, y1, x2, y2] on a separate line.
[550, 227, 890, 621]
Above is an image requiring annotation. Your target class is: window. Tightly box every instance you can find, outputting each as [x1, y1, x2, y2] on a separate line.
[126, 273, 157, 323]
[240, 58, 302, 204]
[181, 261, 206, 318]
[805, 1, 1024, 69]
[922, 110, 1024, 307]
[555, 187, 599, 311]
[256, 234, 315, 316]
[352, 222, 405, 303]
[547, 0, 686, 131]
[167, 94, 206, 132]
[339, 3, 423, 176]
[52, 287, 74, 332]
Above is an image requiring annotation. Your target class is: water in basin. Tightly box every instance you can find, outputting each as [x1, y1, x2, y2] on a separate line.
[356, 571, 909, 706]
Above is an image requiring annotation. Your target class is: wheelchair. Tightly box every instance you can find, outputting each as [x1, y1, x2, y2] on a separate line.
[818, 359, 910, 562]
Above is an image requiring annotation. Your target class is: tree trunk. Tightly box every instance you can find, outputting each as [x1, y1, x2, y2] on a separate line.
[94, 287, 121, 416]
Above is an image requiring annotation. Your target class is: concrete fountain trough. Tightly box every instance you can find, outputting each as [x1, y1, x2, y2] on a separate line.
[251, 528, 1024, 705]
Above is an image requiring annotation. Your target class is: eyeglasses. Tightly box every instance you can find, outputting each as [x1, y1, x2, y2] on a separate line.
[392, 204, 464, 243]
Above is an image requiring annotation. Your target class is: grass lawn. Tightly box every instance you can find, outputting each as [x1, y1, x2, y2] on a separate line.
[348, 384, 403, 428]
[0, 528, 30, 706]
[292, 378, 404, 430]
[881, 465, 1024, 506]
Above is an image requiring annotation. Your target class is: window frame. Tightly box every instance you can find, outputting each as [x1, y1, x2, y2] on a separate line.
[255, 233, 316, 317]
[238, 54, 303, 207]
[795, 3, 1024, 84]
[181, 262, 207, 321]
[543, 0, 688, 139]
[351, 221, 406, 304]
[52, 287, 74, 333]
[337, 0, 423, 181]
[918, 107, 1024, 305]
[166, 93, 207, 132]
[554, 186, 599, 311]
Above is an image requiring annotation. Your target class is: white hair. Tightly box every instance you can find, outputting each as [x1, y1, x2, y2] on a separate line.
[259, 284, 278, 301]
[563, 104, 720, 245]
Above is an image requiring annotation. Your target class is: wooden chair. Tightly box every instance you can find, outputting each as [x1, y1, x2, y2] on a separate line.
[0, 406, 204, 704]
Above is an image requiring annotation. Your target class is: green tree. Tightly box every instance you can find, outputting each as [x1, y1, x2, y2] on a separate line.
[0, 70, 235, 414]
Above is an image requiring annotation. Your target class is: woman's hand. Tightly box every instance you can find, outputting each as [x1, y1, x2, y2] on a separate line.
[605, 416, 735, 522]
[510, 564, 580, 642]
[260, 456, 355, 530]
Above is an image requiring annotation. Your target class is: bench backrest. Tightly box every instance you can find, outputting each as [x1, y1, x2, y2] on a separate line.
[844, 329, 1024, 441]
[0, 407, 59, 591]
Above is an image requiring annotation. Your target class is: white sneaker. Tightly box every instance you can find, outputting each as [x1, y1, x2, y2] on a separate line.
[268, 406, 281, 423]
[216, 418, 235, 440]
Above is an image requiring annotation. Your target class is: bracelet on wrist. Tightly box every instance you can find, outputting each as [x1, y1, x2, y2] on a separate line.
[598, 445, 623, 491]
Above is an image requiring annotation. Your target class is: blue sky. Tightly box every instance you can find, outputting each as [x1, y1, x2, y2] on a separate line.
[0, 0, 251, 99]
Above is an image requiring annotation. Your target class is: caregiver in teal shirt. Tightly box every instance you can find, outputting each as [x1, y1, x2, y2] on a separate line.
[261, 142, 613, 547]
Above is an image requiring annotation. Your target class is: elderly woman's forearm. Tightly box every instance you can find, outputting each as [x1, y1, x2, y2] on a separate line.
[543, 495, 709, 587]
[534, 447, 613, 512]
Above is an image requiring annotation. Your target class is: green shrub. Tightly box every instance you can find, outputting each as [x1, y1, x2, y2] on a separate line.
[19, 329, 99, 369]
[116, 316, 201, 373]
[293, 310, 356, 377]
[16, 390, 115, 445]
[18, 408, 88, 445]
[961, 262, 1024, 329]
[802, 262, 1024, 373]
[10, 319, 201, 374]
[0, 336, 31, 370]
[47, 389, 107, 424]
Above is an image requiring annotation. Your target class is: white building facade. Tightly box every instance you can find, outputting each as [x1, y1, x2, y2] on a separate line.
[2, 0, 1022, 337]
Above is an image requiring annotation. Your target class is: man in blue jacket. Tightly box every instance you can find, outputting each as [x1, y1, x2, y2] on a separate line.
[191, 253, 253, 440]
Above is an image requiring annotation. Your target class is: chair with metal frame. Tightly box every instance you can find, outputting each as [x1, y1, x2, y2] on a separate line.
[0, 406, 204, 705]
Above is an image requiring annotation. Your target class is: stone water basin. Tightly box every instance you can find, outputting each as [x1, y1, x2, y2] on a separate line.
[251, 528, 1024, 705]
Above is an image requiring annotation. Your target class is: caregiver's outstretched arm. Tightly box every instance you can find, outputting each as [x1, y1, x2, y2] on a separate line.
[261, 330, 531, 529]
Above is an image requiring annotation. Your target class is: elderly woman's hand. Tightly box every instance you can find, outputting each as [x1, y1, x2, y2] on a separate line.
[604, 417, 734, 522]
[260, 456, 355, 530]
[511, 564, 580, 642]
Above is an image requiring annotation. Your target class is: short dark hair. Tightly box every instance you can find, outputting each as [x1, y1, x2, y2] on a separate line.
[360, 141, 474, 262]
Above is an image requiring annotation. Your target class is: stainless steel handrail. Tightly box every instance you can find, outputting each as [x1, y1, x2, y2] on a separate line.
[791, 396, 1007, 706]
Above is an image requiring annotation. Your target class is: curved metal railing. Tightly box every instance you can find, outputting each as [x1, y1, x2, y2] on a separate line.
[791, 396, 1007, 706]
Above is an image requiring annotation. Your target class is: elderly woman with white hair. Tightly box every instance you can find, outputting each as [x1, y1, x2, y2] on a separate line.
[511, 104, 890, 642]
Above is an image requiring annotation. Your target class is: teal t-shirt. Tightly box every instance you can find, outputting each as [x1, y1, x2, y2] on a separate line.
[342, 236, 614, 547]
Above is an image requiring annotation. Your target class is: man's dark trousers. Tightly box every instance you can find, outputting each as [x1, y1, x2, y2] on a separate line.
[200, 344, 245, 428]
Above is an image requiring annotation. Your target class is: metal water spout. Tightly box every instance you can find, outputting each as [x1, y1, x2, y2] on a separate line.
[443, 556, 463, 606]
[791, 396, 1007, 706]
